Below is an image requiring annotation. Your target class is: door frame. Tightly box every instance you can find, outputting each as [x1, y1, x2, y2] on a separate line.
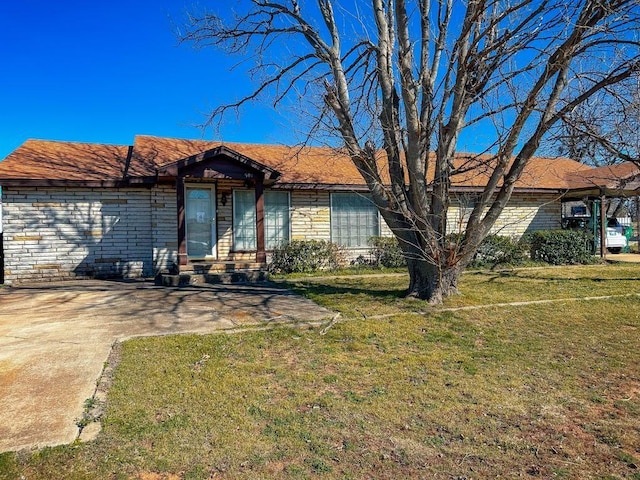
[184, 184, 217, 260]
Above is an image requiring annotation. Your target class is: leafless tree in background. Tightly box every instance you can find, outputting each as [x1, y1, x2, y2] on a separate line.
[555, 73, 640, 219]
[556, 74, 640, 167]
[182, 0, 640, 303]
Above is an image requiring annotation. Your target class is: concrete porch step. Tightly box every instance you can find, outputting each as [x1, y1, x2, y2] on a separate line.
[185, 261, 266, 274]
[156, 270, 269, 287]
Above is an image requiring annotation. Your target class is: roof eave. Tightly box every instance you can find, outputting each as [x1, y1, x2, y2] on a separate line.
[271, 183, 566, 193]
[0, 177, 157, 188]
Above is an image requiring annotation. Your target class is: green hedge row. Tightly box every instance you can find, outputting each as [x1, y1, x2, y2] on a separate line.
[528, 229, 594, 265]
[267, 230, 595, 274]
[267, 240, 344, 273]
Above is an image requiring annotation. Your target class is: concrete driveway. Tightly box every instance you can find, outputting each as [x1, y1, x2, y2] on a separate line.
[0, 280, 333, 453]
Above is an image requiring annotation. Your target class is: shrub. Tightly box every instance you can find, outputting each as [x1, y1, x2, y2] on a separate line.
[368, 236, 407, 268]
[446, 234, 527, 269]
[469, 234, 528, 268]
[529, 230, 594, 265]
[268, 240, 345, 274]
[351, 254, 376, 268]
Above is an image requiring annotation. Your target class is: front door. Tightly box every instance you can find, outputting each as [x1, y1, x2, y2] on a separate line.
[186, 186, 216, 259]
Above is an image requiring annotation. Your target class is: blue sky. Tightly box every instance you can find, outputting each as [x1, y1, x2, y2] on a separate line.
[0, 1, 581, 162]
[0, 1, 296, 160]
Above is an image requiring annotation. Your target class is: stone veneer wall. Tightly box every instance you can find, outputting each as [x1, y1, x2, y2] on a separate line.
[1, 186, 177, 284]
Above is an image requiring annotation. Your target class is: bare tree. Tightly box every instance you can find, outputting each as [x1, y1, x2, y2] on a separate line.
[181, 0, 640, 303]
[556, 74, 640, 167]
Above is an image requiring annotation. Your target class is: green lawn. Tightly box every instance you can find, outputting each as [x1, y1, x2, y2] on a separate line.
[2, 264, 640, 479]
[289, 263, 640, 315]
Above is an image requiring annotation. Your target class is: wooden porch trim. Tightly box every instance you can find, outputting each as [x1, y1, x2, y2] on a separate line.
[176, 176, 188, 267]
[255, 177, 266, 263]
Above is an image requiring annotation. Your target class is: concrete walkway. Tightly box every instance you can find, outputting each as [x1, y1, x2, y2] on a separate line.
[607, 252, 640, 263]
[0, 280, 333, 453]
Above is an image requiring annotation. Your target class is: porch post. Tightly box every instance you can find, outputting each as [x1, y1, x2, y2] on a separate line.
[636, 195, 640, 251]
[177, 176, 188, 267]
[599, 192, 607, 259]
[255, 177, 266, 263]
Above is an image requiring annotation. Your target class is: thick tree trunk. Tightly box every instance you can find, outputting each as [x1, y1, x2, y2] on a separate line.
[405, 256, 462, 304]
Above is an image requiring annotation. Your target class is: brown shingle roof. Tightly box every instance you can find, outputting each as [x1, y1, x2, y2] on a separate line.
[0, 139, 132, 181]
[565, 162, 640, 191]
[0, 135, 595, 191]
[132, 135, 372, 185]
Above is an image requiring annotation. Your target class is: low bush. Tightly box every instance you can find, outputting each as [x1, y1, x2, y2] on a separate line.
[268, 240, 345, 274]
[366, 235, 525, 270]
[469, 234, 528, 269]
[447, 234, 527, 269]
[368, 236, 407, 268]
[529, 229, 594, 265]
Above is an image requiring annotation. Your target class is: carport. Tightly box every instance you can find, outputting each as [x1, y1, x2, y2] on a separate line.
[563, 162, 640, 258]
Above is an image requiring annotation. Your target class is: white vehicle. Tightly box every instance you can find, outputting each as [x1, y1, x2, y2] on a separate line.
[603, 218, 628, 254]
[562, 216, 628, 254]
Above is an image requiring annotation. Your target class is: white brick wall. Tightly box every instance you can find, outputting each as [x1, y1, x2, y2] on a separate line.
[1, 187, 169, 284]
[291, 190, 331, 241]
[1, 185, 562, 283]
[151, 186, 178, 272]
[446, 193, 562, 237]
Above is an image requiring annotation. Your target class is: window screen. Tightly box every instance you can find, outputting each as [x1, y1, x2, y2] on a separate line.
[265, 191, 290, 249]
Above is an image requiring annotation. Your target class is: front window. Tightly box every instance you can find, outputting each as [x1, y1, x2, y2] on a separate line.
[265, 191, 290, 249]
[331, 192, 379, 247]
[233, 190, 290, 250]
[233, 190, 256, 250]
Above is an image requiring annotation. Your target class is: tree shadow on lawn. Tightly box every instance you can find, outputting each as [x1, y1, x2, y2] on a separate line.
[284, 279, 407, 300]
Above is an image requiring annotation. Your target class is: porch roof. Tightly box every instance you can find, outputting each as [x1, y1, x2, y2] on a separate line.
[562, 162, 640, 199]
[155, 145, 281, 183]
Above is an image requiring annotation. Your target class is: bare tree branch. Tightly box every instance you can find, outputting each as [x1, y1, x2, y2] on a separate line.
[182, 0, 640, 302]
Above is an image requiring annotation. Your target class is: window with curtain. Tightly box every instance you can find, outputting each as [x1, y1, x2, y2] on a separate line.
[331, 193, 379, 247]
[233, 190, 290, 250]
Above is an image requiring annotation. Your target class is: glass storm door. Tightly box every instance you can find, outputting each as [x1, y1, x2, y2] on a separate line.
[186, 186, 216, 259]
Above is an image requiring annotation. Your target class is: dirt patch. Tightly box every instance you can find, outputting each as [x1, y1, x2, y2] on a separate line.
[137, 473, 181, 480]
[0, 360, 23, 390]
